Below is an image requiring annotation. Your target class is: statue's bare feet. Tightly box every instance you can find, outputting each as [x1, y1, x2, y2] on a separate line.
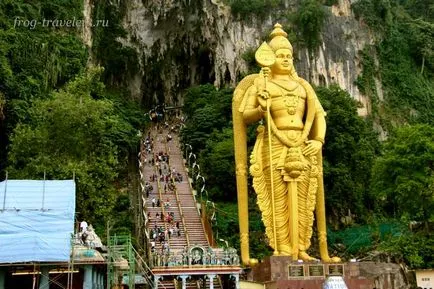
[299, 251, 319, 261]
[249, 258, 259, 266]
[321, 254, 341, 263]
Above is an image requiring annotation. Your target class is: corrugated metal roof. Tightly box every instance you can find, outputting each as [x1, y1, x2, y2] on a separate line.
[0, 180, 75, 263]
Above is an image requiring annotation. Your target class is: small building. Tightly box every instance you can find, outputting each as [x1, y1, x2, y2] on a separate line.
[0, 179, 106, 289]
[415, 269, 434, 289]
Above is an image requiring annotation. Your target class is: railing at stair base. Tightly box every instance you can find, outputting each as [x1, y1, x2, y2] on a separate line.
[133, 246, 168, 289]
[107, 235, 135, 289]
[180, 138, 224, 289]
[201, 201, 216, 247]
[185, 165, 215, 248]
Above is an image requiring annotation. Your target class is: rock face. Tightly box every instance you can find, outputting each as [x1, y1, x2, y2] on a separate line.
[86, 0, 375, 111]
[296, 0, 375, 116]
[358, 262, 410, 289]
[117, 0, 267, 106]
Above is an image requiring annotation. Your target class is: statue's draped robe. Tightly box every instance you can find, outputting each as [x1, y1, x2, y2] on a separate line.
[247, 79, 325, 254]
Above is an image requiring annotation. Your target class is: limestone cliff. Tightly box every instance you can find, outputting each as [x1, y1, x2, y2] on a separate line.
[85, 0, 376, 114]
[297, 0, 375, 116]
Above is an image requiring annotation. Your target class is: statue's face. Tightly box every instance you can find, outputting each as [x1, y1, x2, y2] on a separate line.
[273, 48, 294, 74]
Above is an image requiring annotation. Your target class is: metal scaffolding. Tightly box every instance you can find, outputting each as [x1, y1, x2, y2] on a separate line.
[107, 235, 135, 289]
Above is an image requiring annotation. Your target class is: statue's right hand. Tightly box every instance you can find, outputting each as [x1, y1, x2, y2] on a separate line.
[258, 90, 270, 100]
[261, 67, 271, 78]
[257, 95, 267, 112]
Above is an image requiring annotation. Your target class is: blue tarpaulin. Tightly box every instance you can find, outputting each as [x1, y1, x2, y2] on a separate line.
[0, 180, 75, 263]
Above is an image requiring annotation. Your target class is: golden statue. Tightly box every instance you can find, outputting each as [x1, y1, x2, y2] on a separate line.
[233, 23, 340, 266]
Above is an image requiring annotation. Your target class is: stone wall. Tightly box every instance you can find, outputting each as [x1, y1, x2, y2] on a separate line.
[248, 256, 411, 289]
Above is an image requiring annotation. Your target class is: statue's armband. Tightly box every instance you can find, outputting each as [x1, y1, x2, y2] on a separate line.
[242, 86, 263, 124]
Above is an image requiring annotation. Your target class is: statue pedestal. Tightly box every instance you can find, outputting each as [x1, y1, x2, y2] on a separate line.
[247, 257, 401, 289]
[249, 256, 298, 283]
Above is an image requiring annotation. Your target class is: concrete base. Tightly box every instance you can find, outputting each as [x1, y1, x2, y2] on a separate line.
[248, 256, 408, 289]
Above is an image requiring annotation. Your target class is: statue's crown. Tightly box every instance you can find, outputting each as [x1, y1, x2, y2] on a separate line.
[269, 23, 292, 52]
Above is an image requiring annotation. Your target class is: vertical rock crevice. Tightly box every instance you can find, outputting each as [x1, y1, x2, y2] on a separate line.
[82, 0, 93, 59]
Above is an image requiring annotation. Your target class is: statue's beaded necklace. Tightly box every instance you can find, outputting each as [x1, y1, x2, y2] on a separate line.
[273, 80, 300, 115]
[284, 93, 299, 115]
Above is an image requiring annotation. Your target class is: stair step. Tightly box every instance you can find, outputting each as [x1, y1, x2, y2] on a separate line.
[142, 128, 219, 271]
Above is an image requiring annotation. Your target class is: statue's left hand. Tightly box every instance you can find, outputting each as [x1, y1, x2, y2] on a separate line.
[302, 140, 322, 156]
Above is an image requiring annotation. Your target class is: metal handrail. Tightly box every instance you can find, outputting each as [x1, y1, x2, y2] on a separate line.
[156, 140, 170, 250]
[173, 177, 190, 247]
[164, 133, 191, 247]
[186, 160, 212, 247]
[143, 128, 170, 263]
[139, 133, 151, 265]
[132, 246, 168, 289]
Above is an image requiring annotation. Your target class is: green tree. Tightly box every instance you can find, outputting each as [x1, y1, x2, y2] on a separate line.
[371, 124, 434, 224]
[0, 1, 87, 175]
[199, 128, 236, 201]
[407, 19, 434, 75]
[379, 227, 434, 269]
[317, 85, 380, 224]
[295, 0, 326, 52]
[7, 68, 141, 232]
[181, 84, 233, 152]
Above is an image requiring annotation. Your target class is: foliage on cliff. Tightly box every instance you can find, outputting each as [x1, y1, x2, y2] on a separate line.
[6, 67, 142, 233]
[228, 0, 327, 52]
[91, 0, 139, 86]
[350, 1, 434, 267]
[227, 0, 281, 20]
[0, 1, 144, 236]
[0, 0, 87, 170]
[294, 0, 326, 52]
[353, 0, 434, 126]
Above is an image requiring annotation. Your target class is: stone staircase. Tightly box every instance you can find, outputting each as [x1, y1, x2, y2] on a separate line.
[165, 134, 209, 247]
[141, 126, 223, 289]
[141, 129, 189, 254]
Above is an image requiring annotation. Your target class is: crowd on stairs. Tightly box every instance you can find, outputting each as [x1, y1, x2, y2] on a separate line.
[138, 117, 241, 289]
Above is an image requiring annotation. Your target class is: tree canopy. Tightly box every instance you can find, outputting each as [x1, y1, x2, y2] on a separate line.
[7, 67, 143, 233]
[371, 124, 434, 224]
[317, 85, 380, 224]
